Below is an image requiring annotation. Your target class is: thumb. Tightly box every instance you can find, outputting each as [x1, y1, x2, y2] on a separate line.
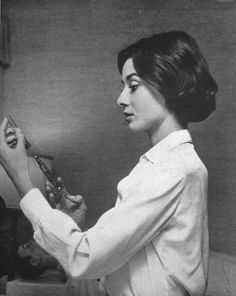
[0, 118, 9, 146]
[15, 128, 26, 150]
[66, 194, 83, 204]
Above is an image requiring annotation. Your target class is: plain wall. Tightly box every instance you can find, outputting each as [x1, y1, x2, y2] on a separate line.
[0, 67, 3, 114]
[2, 0, 236, 255]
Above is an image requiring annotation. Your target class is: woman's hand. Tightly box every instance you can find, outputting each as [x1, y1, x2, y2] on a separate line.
[45, 177, 88, 230]
[0, 118, 33, 197]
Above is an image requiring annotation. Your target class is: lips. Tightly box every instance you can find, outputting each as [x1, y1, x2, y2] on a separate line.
[124, 112, 133, 117]
[124, 112, 134, 122]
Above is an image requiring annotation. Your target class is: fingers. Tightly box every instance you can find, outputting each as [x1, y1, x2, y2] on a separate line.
[0, 118, 8, 134]
[48, 192, 56, 208]
[45, 176, 65, 208]
[44, 176, 87, 215]
[5, 128, 17, 148]
[56, 176, 63, 184]
[67, 194, 83, 204]
[45, 177, 64, 194]
[45, 183, 54, 196]
[66, 195, 87, 211]
[45, 182, 57, 207]
[5, 127, 15, 136]
[0, 118, 26, 150]
[45, 187, 57, 208]
[0, 119, 16, 149]
[45, 180, 54, 191]
[56, 177, 65, 192]
[6, 134, 16, 142]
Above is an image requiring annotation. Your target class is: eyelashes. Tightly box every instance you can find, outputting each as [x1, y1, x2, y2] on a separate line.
[129, 85, 138, 92]
[119, 82, 139, 94]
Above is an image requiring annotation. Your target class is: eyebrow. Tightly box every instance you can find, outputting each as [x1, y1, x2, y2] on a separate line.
[121, 73, 139, 84]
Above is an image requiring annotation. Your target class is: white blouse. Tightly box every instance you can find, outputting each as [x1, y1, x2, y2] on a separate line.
[20, 129, 209, 296]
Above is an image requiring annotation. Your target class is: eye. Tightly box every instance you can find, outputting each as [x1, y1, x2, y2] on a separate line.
[129, 82, 139, 93]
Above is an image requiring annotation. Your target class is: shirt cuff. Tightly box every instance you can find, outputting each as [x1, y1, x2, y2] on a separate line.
[20, 188, 52, 229]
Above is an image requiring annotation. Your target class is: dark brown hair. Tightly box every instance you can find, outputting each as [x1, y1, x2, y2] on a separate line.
[118, 31, 218, 123]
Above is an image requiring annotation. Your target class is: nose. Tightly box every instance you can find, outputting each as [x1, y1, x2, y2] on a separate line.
[117, 88, 129, 107]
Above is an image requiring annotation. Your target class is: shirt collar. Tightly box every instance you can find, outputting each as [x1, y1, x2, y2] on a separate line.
[141, 129, 193, 164]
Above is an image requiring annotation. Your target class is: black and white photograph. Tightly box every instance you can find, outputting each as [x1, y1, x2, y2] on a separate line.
[0, 1, 235, 295]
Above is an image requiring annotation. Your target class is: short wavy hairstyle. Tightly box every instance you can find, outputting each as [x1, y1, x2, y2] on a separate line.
[118, 31, 218, 123]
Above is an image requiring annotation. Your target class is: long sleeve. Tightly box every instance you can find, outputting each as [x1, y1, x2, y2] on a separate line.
[20, 166, 185, 280]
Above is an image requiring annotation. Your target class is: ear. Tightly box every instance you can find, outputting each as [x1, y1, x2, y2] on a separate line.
[30, 257, 41, 267]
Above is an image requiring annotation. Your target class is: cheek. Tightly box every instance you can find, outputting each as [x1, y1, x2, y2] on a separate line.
[131, 88, 167, 118]
[141, 102, 168, 128]
[135, 100, 162, 118]
[130, 93, 147, 111]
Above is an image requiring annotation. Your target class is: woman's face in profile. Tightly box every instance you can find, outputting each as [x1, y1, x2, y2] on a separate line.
[117, 58, 169, 136]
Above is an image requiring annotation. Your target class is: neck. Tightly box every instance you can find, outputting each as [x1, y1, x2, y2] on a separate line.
[148, 115, 187, 146]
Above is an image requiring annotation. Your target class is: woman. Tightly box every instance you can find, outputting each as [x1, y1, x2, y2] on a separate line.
[0, 31, 217, 296]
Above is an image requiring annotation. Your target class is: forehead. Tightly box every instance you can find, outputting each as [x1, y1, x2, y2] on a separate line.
[121, 58, 137, 80]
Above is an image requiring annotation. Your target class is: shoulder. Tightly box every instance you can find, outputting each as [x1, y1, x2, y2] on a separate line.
[155, 144, 208, 183]
[179, 145, 208, 179]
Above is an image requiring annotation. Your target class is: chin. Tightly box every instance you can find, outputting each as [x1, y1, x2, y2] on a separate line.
[128, 122, 146, 133]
